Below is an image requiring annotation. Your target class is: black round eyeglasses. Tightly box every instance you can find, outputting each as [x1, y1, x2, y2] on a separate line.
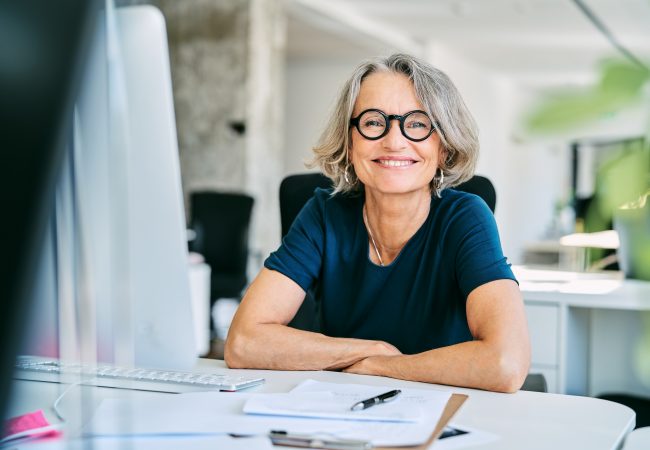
[349, 109, 437, 142]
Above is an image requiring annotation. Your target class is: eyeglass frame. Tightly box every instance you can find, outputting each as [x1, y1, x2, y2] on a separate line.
[349, 108, 438, 142]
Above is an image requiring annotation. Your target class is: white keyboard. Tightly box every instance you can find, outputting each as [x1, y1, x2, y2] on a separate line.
[14, 357, 264, 393]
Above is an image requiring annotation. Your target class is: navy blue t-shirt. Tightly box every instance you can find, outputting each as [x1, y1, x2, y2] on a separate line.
[265, 188, 516, 355]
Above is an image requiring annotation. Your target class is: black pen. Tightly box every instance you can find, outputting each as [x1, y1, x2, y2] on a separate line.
[350, 389, 401, 411]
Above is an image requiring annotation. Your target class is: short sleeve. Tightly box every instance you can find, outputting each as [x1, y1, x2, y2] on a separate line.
[264, 192, 325, 292]
[452, 195, 517, 298]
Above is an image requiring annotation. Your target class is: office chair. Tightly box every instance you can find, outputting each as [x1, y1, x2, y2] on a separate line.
[279, 173, 496, 238]
[520, 373, 548, 393]
[278, 173, 332, 331]
[189, 191, 254, 315]
[455, 174, 496, 213]
[280, 172, 333, 237]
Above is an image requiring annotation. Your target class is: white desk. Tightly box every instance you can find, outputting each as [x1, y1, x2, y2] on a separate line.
[517, 266, 650, 396]
[8, 359, 635, 450]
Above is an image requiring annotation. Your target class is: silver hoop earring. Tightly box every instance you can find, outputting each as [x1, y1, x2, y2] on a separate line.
[344, 164, 351, 184]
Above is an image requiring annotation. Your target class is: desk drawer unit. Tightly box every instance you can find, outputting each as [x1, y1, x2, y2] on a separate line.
[525, 302, 560, 392]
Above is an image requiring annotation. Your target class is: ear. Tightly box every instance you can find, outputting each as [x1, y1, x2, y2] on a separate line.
[438, 146, 449, 169]
[348, 135, 356, 167]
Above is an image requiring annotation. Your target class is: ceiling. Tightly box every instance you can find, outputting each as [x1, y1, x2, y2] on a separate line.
[286, 0, 650, 91]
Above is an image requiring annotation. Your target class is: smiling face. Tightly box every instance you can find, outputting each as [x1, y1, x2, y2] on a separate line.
[349, 71, 442, 198]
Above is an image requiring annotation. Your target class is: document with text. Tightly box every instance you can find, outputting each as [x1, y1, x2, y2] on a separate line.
[85, 380, 454, 447]
[243, 379, 449, 423]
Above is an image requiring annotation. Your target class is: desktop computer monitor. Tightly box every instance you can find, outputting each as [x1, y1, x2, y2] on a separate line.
[20, 4, 197, 373]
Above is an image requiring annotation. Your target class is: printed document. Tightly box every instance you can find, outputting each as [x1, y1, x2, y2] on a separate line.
[244, 379, 447, 422]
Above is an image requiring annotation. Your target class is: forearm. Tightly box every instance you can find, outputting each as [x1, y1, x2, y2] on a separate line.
[225, 323, 397, 371]
[347, 339, 530, 393]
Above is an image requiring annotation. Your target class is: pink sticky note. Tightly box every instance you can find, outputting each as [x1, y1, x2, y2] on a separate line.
[3, 410, 62, 443]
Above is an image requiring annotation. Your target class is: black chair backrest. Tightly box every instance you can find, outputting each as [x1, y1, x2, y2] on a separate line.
[455, 175, 496, 213]
[280, 172, 333, 237]
[190, 191, 254, 274]
[279, 173, 496, 237]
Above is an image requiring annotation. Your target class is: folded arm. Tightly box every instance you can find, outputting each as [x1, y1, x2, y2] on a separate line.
[224, 268, 401, 371]
[342, 279, 531, 393]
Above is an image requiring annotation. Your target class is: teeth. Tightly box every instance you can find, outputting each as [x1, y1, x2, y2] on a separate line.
[378, 159, 413, 167]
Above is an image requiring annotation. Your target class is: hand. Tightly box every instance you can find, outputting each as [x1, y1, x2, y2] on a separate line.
[343, 341, 402, 376]
[368, 340, 402, 357]
[343, 354, 399, 376]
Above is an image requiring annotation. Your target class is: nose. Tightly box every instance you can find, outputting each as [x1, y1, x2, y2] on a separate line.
[382, 119, 407, 151]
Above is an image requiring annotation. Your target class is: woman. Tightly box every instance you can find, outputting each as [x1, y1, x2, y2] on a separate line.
[225, 53, 530, 393]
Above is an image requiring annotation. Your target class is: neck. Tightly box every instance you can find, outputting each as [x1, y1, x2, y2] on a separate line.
[363, 189, 431, 265]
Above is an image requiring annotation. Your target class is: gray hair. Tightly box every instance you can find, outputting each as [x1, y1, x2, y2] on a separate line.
[309, 53, 479, 195]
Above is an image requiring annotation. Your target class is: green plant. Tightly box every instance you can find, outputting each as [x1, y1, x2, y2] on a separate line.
[526, 60, 649, 134]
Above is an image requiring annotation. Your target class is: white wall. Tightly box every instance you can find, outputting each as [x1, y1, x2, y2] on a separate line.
[284, 56, 363, 176]
[498, 87, 571, 264]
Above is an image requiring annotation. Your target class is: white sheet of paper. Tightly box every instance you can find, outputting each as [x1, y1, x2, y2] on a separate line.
[243, 386, 422, 422]
[84, 380, 452, 447]
[291, 379, 450, 409]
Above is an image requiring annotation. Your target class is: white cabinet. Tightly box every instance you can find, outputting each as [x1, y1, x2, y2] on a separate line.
[525, 303, 559, 366]
[525, 302, 560, 392]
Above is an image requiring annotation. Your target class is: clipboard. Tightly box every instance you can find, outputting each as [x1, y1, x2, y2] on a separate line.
[377, 393, 468, 450]
[266, 393, 469, 450]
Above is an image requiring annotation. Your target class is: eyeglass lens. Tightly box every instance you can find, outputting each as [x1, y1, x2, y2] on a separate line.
[356, 110, 433, 141]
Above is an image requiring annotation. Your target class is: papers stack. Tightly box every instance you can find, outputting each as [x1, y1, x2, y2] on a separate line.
[85, 380, 453, 447]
